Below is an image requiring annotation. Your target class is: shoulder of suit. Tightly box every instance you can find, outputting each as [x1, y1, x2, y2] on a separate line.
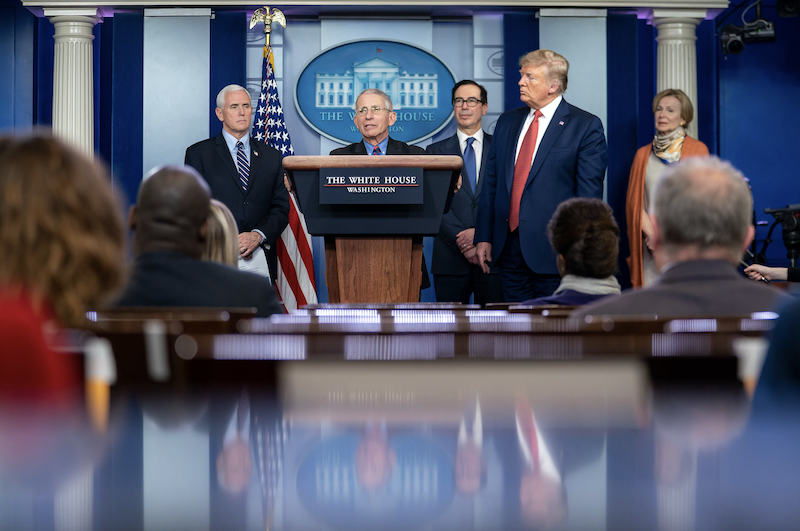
[186, 136, 218, 152]
[330, 142, 362, 155]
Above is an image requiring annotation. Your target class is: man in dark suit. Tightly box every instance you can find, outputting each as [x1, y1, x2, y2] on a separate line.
[185, 84, 289, 281]
[115, 166, 284, 317]
[426, 80, 503, 305]
[475, 50, 608, 302]
[330, 88, 431, 290]
[574, 156, 791, 319]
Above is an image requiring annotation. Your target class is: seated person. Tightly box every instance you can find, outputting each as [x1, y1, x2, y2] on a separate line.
[0, 134, 126, 394]
[115, 166, 284, 317]
[203, 199, 239, 267]
[574, 156, 791, 319]
[523, 198, 621, 306]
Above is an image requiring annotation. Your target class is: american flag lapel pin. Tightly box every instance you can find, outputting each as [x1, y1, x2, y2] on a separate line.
[254, 150, 259, 156]
[559, 121, 565, 126]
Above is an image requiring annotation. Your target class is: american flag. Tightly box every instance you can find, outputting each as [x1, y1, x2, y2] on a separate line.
[252, 45, 317, 311]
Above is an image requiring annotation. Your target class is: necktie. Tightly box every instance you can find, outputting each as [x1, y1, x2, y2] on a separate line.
[509, 109, 543, 231]
[372, 145, 382, 155]
[464, 137, 476, 193]
[236, 141, 250, 191]
[515, 394, 540, 472]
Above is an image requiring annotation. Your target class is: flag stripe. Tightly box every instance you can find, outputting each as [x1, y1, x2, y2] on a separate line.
[251, 43, 318, 312]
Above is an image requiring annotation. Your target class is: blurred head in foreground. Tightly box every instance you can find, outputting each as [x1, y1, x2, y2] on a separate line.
[0, 133, 126, 327]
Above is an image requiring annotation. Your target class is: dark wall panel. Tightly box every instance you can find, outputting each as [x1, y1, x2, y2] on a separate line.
[209, 11, 247, 138]
[502, 13, 538, 112]
[606, 14, 641, 289]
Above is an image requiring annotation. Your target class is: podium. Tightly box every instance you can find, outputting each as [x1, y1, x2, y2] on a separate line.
[283, 155, 462, 304]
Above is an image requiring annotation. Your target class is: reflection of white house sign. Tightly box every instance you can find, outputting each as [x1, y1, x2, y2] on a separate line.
[316, 56, 438, 110]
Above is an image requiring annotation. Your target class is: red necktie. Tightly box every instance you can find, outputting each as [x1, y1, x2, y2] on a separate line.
[509, 109, 543, 231]
[515, 394, 540, 471]
[372, 146, 382, 155]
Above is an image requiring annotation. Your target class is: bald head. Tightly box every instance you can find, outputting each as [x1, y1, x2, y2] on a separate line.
[131, 166, 211, 257]
[652, 156, 753, 264]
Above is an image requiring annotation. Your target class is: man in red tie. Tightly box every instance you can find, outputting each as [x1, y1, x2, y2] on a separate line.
[475, 50, 608, 302]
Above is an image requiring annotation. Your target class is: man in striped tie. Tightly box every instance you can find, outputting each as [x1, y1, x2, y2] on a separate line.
[186, 84, 289, 281]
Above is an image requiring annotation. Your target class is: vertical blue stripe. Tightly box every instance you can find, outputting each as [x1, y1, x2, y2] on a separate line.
[502, 13, 538, 112]
[0, 7, 15, 131]
[111, 13, 144, 207]
[696, 19, 717, 155]
[14, 7, 35, 130]
[34, 17, 54, 126]
[606, 14, 641, 289]
[209, 11, 246, 138]
[636, 19, 655, 149]
[98, 16, 113, 167]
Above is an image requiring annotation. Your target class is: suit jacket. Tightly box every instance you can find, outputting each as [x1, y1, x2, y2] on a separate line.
[330, 137, 426, 156]
[115, 250, 284, 317]
[329, 137, 430, 290]
[185, 133, 289, 280]
[754, 297, 800, 404]
[475, 100, 608, 274]
[573, 259, 791, 319]
[426, 132, 499, 276]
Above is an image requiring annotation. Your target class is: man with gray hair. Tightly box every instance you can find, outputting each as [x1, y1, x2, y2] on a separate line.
[574, 156, 789, 318]
[185, 84, 289, 281]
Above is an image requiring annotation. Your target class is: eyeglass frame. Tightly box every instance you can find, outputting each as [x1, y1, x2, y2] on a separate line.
[452, 97, 485, 108]
[355, 105, 392, 116]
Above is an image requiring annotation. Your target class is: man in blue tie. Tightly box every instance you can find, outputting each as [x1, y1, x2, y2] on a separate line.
[185, 84, 289, 281]
[426, 81, 503, 305]
[330, 89, 431, 291]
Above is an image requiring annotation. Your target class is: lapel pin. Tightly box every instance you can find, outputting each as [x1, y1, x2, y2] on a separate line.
[254, 150, 259, 156]
[559, 121, 565, 126]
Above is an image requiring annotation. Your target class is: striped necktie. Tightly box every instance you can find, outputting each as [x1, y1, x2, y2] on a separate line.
[236, 140, 250, 191]
[372, 145, 382, 155]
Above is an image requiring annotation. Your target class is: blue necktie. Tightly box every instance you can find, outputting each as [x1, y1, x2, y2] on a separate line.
[372, 145, 382, 155]
[463, 137, 476, 193]
[236, 141, 250, 191]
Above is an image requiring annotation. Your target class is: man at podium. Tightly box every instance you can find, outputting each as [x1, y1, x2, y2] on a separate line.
[330, 89, 431, 291]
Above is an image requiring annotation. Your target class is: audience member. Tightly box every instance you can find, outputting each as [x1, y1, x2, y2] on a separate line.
[574, 156, 791, 318]
[523, 198, 621, 306]
[115, 165, 284, 316]
[0, 133, 126, 394]
[203, 199, 239, 267]
[753, 297, 800, 403]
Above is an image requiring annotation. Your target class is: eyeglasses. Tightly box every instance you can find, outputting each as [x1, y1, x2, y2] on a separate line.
[453, 97, 483, 107]
[356, 106, 389, 115]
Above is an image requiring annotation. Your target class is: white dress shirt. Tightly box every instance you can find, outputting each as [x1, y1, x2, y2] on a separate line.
[514, 95, 563, 169]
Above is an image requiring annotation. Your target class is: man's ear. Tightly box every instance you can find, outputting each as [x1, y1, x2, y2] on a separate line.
[742, 224, 756, 253]
[128, 206, 137, 231]
[215, 107, 224, 123]
[199, 218, 209, 243]
[388, 111, 397, 126]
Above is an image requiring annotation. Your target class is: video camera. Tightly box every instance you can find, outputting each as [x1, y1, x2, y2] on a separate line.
[764, 204, 800, 267]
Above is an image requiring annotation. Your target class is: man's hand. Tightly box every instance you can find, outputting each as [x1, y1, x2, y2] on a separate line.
[456, 228, 475, 253]
[453, 174, 462, 194]
[464, 247, 480, 265]
[476, 242, 492, 274]
[283, 172, 293, 194]
[238, 231, 262, 259]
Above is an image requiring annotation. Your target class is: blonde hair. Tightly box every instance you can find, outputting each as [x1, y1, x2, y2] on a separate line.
[202, 199, 239, 267]
[0, 133, 126, 327]
[519, 49, 569, 95]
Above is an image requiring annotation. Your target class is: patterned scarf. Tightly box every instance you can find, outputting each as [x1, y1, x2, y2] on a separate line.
[652, 126, 686, 164]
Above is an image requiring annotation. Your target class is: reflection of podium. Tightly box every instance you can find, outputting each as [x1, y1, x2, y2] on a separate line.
[283, 155, 461, 303]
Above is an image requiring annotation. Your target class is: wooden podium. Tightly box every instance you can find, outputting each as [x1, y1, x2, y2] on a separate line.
[283, 155, 462, 304]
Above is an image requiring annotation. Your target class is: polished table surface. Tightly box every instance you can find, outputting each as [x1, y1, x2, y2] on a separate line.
[2, 359, 798, 531]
